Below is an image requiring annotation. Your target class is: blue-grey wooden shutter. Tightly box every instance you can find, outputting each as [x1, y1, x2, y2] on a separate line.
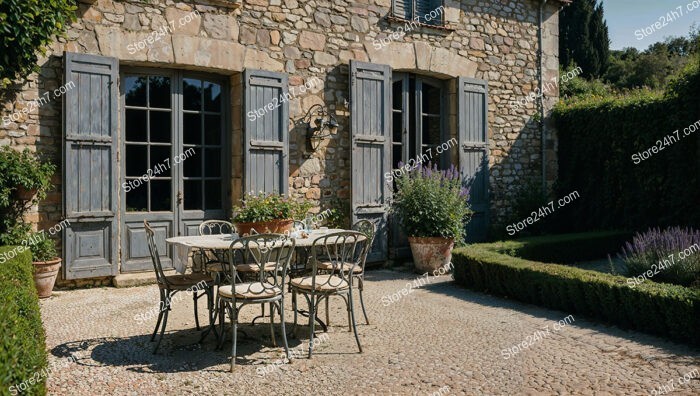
[243, 69, 289, 195]
[62, 52, 119, 279]
[458, 77, 490, 243]
[392, 0, 413, 20]
[350, 60, 391, 262]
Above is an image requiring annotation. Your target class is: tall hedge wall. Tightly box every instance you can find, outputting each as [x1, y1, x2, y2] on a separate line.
[0, 247, 47, 395]
[552, 63, 700, 232]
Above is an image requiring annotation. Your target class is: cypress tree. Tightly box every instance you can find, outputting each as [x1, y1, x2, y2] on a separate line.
[559, 0, 610, 78]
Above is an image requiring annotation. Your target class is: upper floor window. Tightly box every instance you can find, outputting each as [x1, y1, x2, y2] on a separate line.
[392, 0, 445, 26]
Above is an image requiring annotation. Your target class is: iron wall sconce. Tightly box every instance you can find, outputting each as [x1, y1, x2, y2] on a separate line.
[304, 103, 339, 153]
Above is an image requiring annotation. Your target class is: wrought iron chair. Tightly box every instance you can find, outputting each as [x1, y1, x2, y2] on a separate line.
[316, 220, 375, 325]
[217, 233, 294, 372]
[290, 231, 367, 358]
[199, 220, 234, 236]
[195, 220, 235, 330]
[144, 220, 216, 353]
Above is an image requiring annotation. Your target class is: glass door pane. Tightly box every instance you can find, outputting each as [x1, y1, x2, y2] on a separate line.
[123, 75, 173, 213]
[181, 78, 224, 212]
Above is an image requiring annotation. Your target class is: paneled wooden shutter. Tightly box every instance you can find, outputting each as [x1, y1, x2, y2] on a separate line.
[243, 69, 289, 195]
[350, 60, 392, 262]
[62, 52, 119, 279]
[392, 0, 413, 20]
[458, 77, 490, 242]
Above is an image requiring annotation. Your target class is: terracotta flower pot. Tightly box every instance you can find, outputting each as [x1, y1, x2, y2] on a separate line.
[14, 186, 38, 201]
[408, 236, 454, 274]
[234, 219, 294, 236]
[33, 258, 62, 299]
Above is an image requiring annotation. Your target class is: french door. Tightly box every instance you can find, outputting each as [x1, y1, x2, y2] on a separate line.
[390, 73, 446, 258]
[120, 69, 229, 272]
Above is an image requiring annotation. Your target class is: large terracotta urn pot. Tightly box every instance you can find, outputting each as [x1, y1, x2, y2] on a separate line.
[33, 258, 62, 299]
[234, 219, 294, 236]
[408, 237, 454, 273]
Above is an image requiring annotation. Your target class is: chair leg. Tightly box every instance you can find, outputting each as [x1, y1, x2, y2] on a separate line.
[358, 279, 369, 325]
[230, 305, 238, 372]
[154, 302, 170, 354]
[292, 290, 298, 336]
[269, 302, 277, 347]
[279, 300, 290, 361]
[348, 291, 362, 353]
[193, 292, 201, 331]
[308, 295, 316, 359]
[217, 299, 227, 350]
[325, 296, 330, 327]
[151, 290, 165, 342]
[346, 295, 352, 332]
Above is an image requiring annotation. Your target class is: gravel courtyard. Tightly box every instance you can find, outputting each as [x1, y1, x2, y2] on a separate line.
[41, 269, 699, 395]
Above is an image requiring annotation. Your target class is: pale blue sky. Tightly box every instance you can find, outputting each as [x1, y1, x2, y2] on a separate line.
[602, 0, 699, 50]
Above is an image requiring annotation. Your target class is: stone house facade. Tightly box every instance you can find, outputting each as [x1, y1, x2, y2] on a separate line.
[0, 0, 566, 286]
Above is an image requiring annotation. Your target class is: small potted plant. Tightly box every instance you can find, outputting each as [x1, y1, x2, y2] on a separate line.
[232, 192, 311, 236]
[29, 231, 62, 298]
[390, 163, 472, 273]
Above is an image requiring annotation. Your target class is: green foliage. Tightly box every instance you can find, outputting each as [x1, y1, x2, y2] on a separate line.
[232, 193, 311, 223]
[390, 164, 472, 242]
[559, 0, 610, 78]
[552, 62, 700, 232]
[321, 197, 350, 229]
[560, 65, 611, 99]
[28, 232, 58, 262]
[452, 234, 700, 346]
[0, 0, 77, 87]
[604, 31, 699, 91]
[0, 246, 48, 395]
[0, 147, 56, 246]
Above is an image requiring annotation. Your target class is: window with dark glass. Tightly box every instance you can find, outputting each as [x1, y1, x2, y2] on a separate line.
[392, 73, 445, 172]
[392, 0, 445, 26]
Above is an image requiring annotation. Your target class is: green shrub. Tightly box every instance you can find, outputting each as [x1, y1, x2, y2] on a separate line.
[0, 147, 56, 247]
[28, 232, 58, 263]
[0, 246, 47, 395]
[390, 164, 472, 243]
[553, 62, 700, 232]
[232, 192, 311, 223]
[0, 0, 76, 87]
[452, 234, 700, 345]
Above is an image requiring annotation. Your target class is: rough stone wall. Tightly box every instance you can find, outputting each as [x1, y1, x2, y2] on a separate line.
[0, 0, 562, 283]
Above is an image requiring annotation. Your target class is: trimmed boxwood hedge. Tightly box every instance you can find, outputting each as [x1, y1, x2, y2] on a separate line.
[0, 246, 47, 395]
[453, 234, 700, 346]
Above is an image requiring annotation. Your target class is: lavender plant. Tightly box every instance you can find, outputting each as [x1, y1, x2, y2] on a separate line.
[620, 227, 700, 287]
[390, 163, 472, 243]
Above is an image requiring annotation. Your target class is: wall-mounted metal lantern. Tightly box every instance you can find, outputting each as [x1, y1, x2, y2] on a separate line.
[304, 103, 339, 152]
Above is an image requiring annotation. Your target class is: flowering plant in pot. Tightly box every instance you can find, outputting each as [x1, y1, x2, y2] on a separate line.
[232, 192, 312, 235]
[390, 163, 472, 273]
[29, 231, 62, 299]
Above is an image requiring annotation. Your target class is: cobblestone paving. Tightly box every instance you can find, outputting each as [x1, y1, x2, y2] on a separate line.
[40, 269, 699, 395]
